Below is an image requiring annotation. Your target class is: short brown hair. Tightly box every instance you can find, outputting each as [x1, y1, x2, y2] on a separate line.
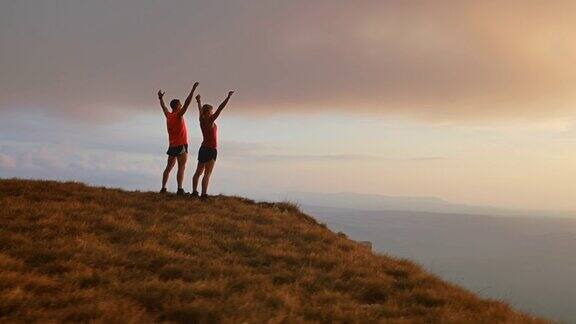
[170, 99, 180, 109]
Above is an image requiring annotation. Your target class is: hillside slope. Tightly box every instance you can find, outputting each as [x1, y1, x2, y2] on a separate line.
[0, 179, 544, 323]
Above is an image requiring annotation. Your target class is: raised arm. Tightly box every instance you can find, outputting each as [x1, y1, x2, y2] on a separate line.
[195, 94, 202, 113]
[158, 90, 169, 117]
[178, 82, 199, 118]
[211, 91, 234, 122]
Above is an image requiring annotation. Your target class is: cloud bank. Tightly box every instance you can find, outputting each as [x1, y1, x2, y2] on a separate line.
[2, 1, 576, 121]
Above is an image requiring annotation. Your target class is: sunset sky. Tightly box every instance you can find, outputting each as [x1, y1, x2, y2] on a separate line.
[1, 1, 575, 212]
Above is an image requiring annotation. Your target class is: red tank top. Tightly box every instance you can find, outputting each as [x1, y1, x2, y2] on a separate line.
[166, 112, 188, 146]
[201, 120, 217, 149]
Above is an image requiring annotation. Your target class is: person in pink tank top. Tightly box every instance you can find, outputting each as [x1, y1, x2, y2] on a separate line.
[191, 90, 234, 199]
[158, 82, 198, 195]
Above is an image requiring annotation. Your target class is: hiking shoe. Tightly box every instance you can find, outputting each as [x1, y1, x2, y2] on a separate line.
[200, 194, 209, 201]
[159, 188, 167, 194]
[191, 191, 199, 198]
[176, 188, 186, 196]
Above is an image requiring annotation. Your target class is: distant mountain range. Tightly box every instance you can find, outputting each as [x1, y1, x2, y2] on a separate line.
[271, 191, 574, 218]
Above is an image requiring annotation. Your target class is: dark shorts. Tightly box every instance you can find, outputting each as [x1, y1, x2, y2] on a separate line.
[166, 144, 188, 156]
[198, 146, 217, 163]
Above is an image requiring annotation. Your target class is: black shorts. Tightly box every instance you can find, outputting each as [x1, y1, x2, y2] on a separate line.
[198, 146, 217, 163]
[166, 144, 188, 156]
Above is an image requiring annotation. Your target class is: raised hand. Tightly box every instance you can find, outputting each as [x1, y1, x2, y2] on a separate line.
[158, 90, 169, 115]
[227, 91, 234, 98]
[181, 82, 200, 115]
[196, 94, 201, 102]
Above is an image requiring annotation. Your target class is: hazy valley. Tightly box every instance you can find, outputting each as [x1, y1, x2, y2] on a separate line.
[299, 199, 576, 322]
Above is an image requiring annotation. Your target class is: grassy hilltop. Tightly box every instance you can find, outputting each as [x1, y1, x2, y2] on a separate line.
[0, 179, 544, 323]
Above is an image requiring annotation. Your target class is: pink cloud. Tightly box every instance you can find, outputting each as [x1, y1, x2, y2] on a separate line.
[2, 1, 576, 121]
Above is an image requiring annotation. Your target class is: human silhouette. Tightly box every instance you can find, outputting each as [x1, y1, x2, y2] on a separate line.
[158, 82, 198, 195]
[191, 90, 234, 199]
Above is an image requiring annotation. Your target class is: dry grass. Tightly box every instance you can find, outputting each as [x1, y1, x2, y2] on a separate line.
[0, 179, 545, 323]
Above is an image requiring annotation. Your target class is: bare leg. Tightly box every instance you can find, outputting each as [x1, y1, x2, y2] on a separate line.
[162, 156, 177, 189]
[176, 153, 188, 190]
[192, 161, 205, 194]
[201, 160, 216, 196]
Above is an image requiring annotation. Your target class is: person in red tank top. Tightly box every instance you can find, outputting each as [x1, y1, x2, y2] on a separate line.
[158, 82, 198, 195]
[191, 90, 234, 199]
